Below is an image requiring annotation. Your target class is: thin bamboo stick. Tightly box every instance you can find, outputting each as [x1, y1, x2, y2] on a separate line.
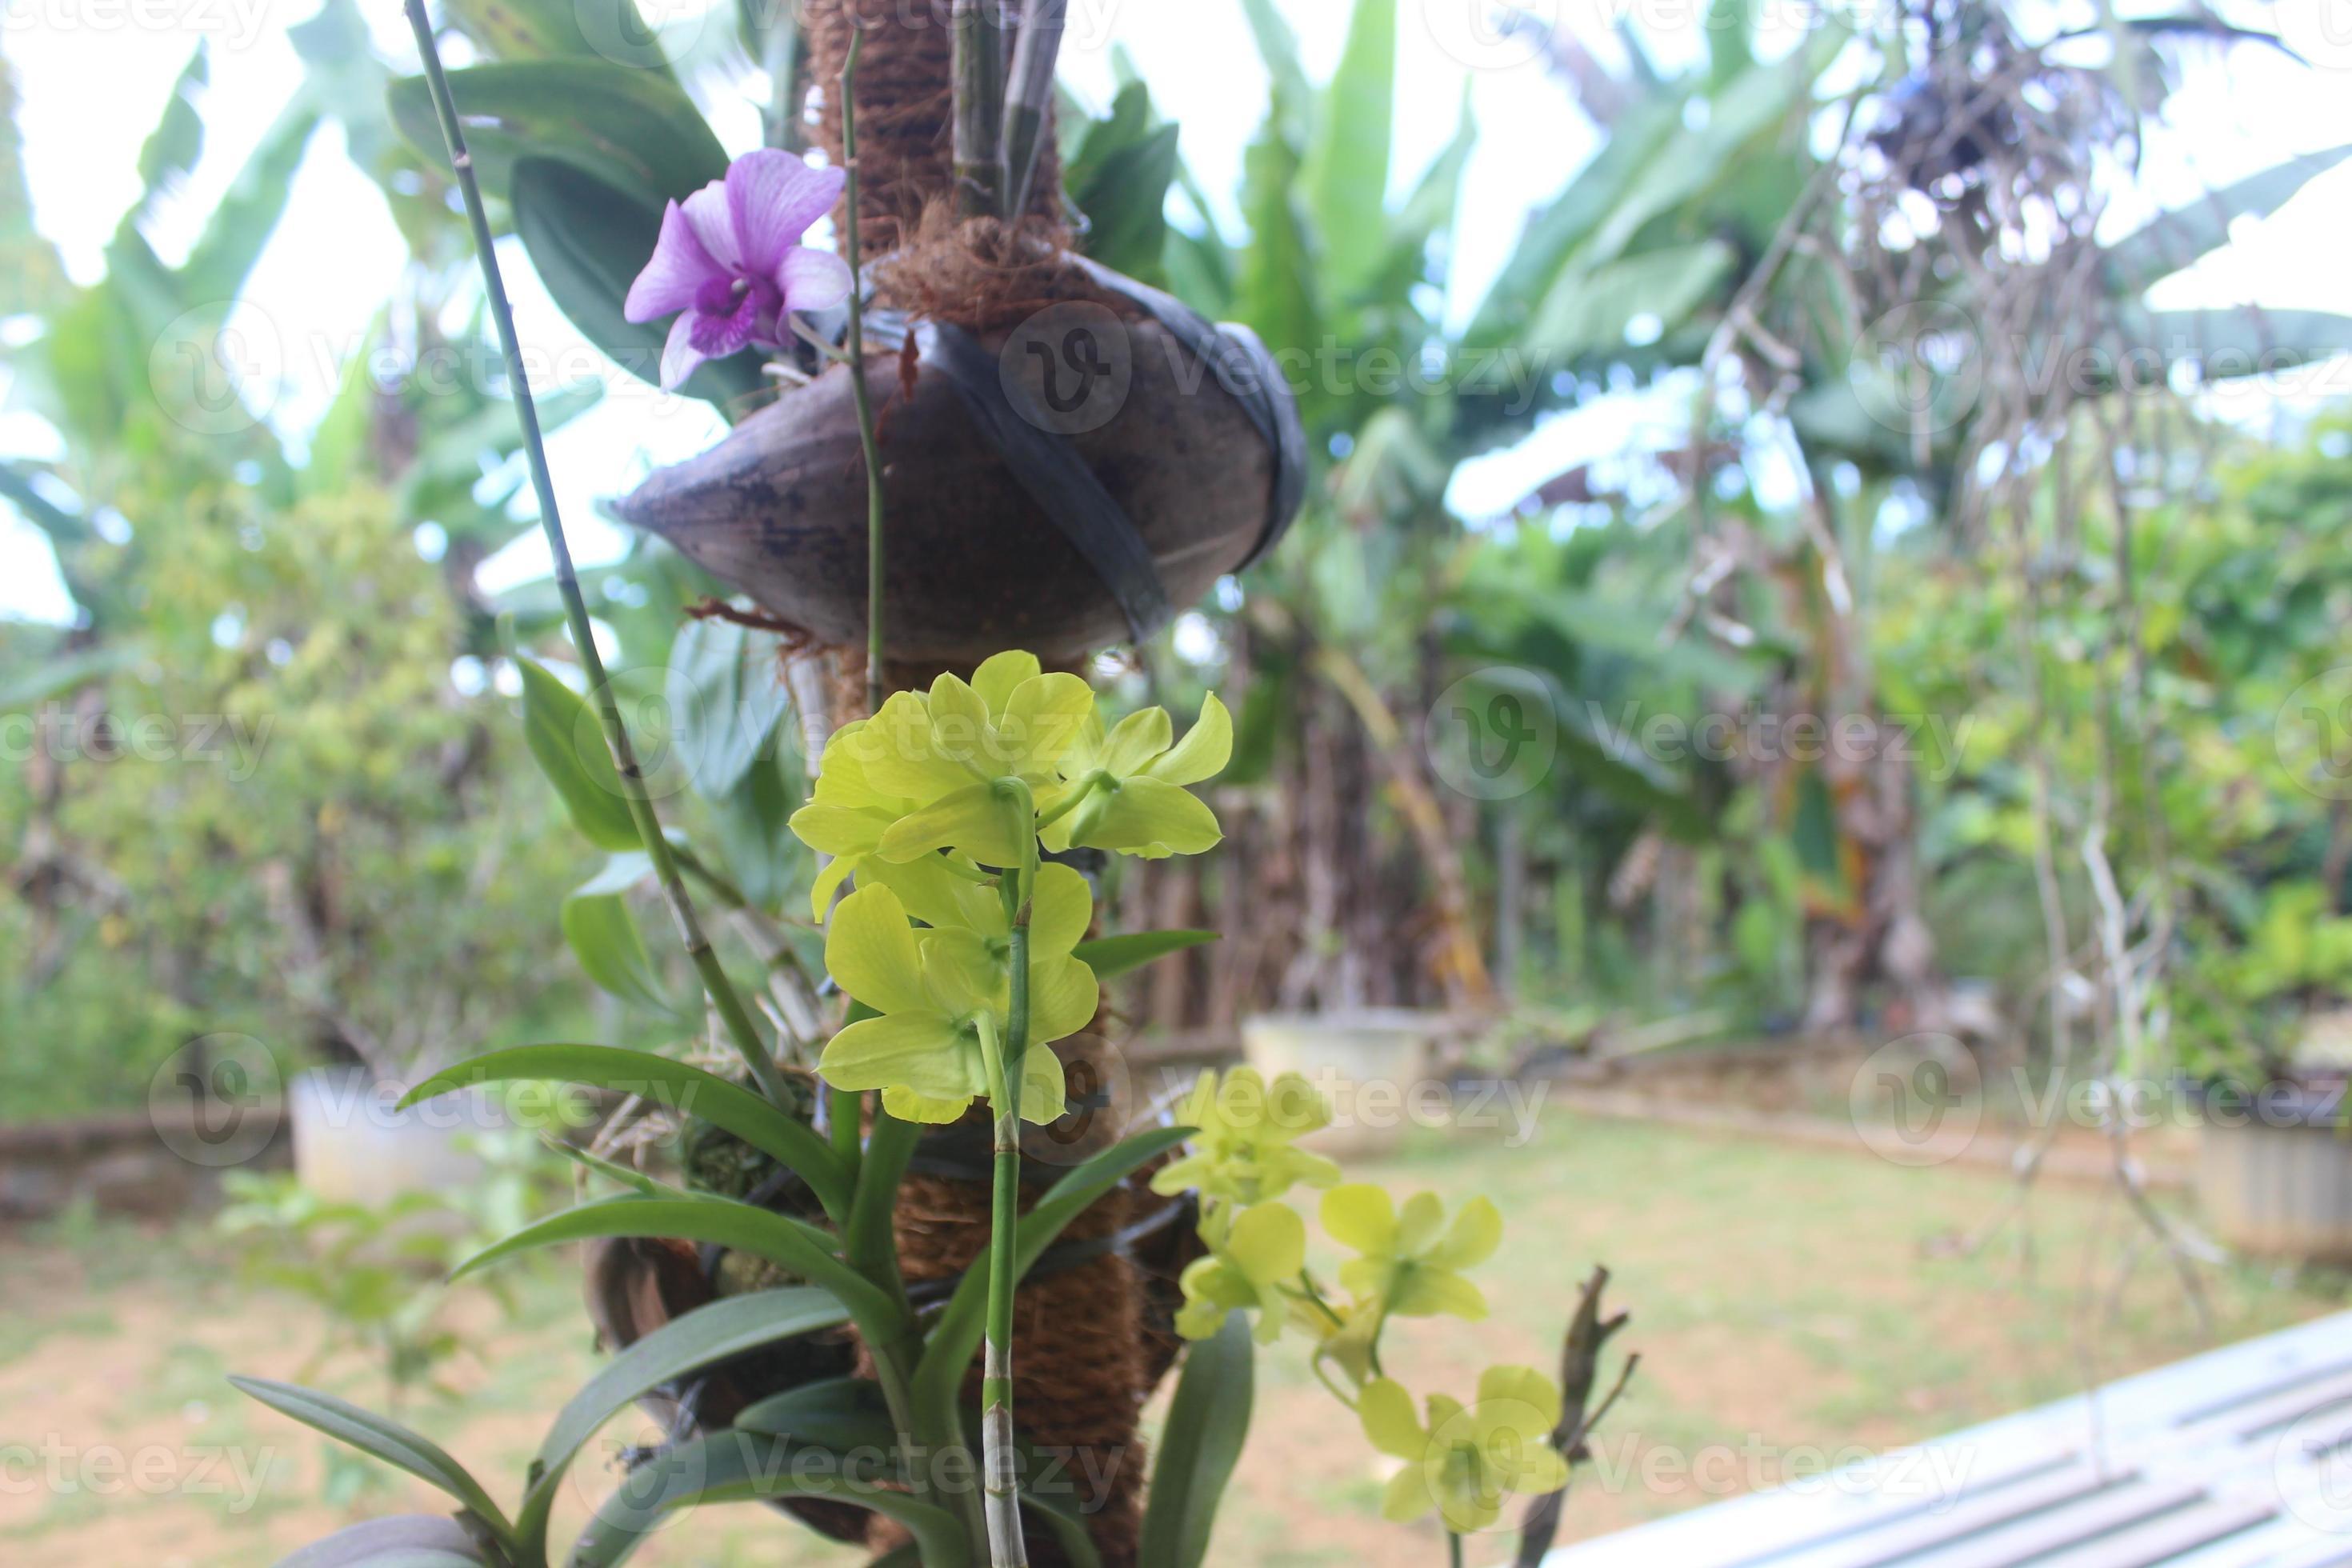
[838, 28, 888, 718]
[953, 0, 1008, 216]
[400, 0, 791, 1110]
[1001, 0, 1067, 219]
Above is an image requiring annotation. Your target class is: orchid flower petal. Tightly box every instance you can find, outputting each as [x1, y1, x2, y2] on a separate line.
[807, 850, 856, 921]
[1427, 1195, 1505, 1270]
[824, 884, 929, 1016]
[624, 200, 725, 323]
[1026, 954, 1100, 1045]
[1475, 1366, 1564, 1438]
[658, 313, 708, 391]
[1082, 776, 1223, 858]
[680, 179, 741, 272]
[1028, 863, 1094, 957]
[777, 244, 854, 314]
[1381, 1462, 1437, 1524]
[1391, 1269, 1488, 1321]
[1147, 692, 1233, 786]
[971, 651, 1043, 715]
[821, 1012, 976, 1098]
[878, 782, 1030, 866]
[1358, 1378, 1427, 1462]
[687, 282, 762, 358]
[729, 150, 842, 273]
[1098, 707, 1174, 777]
[1016, 1045, 1069, 1125]
[998, 674, 1095, 774]
[1321, 1184, 1398, 1254]
[883, 1085, 976, 1124]
[917, 928, 1000, 1018]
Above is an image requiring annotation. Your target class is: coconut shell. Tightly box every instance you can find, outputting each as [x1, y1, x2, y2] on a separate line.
[610, 306, 1296, 665]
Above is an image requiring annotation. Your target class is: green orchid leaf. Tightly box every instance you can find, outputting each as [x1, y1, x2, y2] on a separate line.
[847, 1106, 919, 1282]
[733, 1375, 900, 1453]
[1138, 1311, 1254, 1568]
[518, 658, 640, 851]
[1071, 930, 1219, 981]
[227, 1378, 514, 1545]
[546, 1138, 685, 1198]
[560, 854, 684, 1017]
[514, 1288, 853, 1556]
[568, 1430, 970, 1568]
[272, 1514, 494, 1566]
[440, 0, 590, 60]
[1022, 1486, 1108, 1568]
[450, 1195, 898, 1344]
[386, 60, 723, 208]
[439, 0, 677, 74]
[402, 1045, 851, 1222]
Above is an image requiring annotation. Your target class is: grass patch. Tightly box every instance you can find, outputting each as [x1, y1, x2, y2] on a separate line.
[2, 1110, 2344, 1566]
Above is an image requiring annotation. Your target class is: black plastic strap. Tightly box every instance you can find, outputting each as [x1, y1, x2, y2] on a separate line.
[1067, 254, 1307, 570]
[920, 320, 1174, 642]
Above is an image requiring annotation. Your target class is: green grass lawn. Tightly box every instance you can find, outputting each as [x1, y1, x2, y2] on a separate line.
[2, 1110, 2342, 1566]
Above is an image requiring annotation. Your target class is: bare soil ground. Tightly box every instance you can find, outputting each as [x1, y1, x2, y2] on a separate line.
[1, 1109, 2340, 1566]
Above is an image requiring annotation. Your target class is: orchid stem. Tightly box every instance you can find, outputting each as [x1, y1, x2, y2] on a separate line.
[1032, 770, 1102, 830]
[838, 28, 887, 719]
[399, 0, 790, 1111]
[981, 785, 1038, 1567]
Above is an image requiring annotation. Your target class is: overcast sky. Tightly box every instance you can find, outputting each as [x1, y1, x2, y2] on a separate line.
[3, 0, 2350, 624]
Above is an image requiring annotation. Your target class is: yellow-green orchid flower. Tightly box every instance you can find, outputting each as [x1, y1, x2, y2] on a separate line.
[1310, 1294, 1385, 1385]
[1321, 1186, 1502, 1322]
[786, 718, 909, 918]
[1039, 693, 1230, 860]
[1150, 1066, 1341, 1206]
[815, 882, 1098, 1125]
[1358, 1367, 1569, 1532]
[910, 860, 1096, 999]
[1173, 1200, 1304, 1344]
[842, 652, 1093, 868]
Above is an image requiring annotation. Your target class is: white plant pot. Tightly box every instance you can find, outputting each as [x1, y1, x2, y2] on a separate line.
[2197, 1087, 2352, 1265]
[1240, 1010, 1440, 1161]
[289, 1066, 502, 1204]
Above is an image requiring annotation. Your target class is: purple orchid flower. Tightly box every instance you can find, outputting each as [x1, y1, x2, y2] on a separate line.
[623, 149, 854, 391]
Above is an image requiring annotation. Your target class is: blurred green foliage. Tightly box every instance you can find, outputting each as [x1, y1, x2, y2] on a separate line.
[0, 480, 595, 1114]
